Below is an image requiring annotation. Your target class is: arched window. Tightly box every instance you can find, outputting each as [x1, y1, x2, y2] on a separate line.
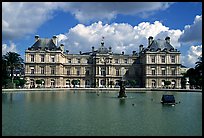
[152, 80, 156, 88]
[171, 80, 176, 89]
[66, 80, 70, 87]
[30, 79, 35, 88]
[51, 79, 55, 87]
[161, 80, 165, 87]
[41, 79, 45, 87]
[85, 80, 90, 88]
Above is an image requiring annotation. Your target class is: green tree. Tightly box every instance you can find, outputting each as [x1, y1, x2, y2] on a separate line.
[194, 56, 202, 88]
[36, 80, 42, 88]
[2, 57, 10, 88]
[128, 80, 137, 88]
[71, 79, 80, 88]
[2, 52, 23, 85]
[195, 56, 202, 69]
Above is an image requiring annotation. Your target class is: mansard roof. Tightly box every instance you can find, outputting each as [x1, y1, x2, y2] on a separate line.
[147, 39, 174, 52]
[29, 38, 60, 51]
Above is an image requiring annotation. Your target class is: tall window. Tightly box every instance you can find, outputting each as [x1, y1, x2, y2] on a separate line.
[151, 68, 156, 75]
[51, 56, 55, 62]
[30, 67, 35, 74]
[41, 55, 45, 62]
[51, 67, 55, 75]
[116, 69, 119, 76]
[67, 68, 70, 75]
[115, 59, 118, 64]
[171, 80, 176, 88]
[41, 66, 45, 74]
[101, 80, 105, 86]
[161, 68, 166, 75]
[171, 55, 175, 63]
[161, 56, 165, 63]
[77, 68, 80, 76]
[77, 59, 80, 63]
[152, 80, 156, 88]
[101, 67, 106, 76]
[151, 56, 155, 63]
[31, 55, 34, 62]
[66, 80, 70, 87]
[124, 59, 128, 64]
[161, 80, 165, 87]
[86, 69, 90, 75]
[171, 68, 176, 75]
[30, 79, 35, 87]
[41, 80, 45, 87]
[51, 79, 55, 87]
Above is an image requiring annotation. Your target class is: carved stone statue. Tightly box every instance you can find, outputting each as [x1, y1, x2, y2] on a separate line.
[118, 80, 127, 98]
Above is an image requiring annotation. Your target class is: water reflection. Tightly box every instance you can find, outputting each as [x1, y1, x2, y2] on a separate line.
[2, 91, 202, 136]
[119, 98, 126, 105]
[24, 92, 69, 103]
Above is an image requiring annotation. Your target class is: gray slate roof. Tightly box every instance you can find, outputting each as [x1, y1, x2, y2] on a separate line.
[29, 38, 60, 51]
[146, 39, 174, 52]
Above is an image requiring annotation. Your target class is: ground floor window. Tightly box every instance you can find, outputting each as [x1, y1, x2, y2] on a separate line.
[66, 80, 70, 87]
[101, 80, 105, 85]
[30, 79, 35, 88]
[161, 80, 165, 88]
[171, 80, 176, 88]
[51, 79, 55, 87]
[85, 80, 90, 87]
[152, 80, 156, 88]
[41, 79, 45, 87]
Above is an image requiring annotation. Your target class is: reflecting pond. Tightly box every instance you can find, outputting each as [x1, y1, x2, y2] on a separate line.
[2, 91, 202, 136]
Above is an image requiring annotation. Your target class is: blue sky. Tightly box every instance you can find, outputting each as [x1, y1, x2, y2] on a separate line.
[2, 2, 202, 68]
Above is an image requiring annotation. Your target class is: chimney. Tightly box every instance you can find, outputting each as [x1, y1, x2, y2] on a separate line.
[35, 35, 39, 42]
[165, 36, 170, 43]
[148, 36, 153, 46]
[79, 51, 82, 54]
[52, 35, 58, 46]
[60, 44, 64, 52]
[109, 46, 112, 53]
[122, 51, 124, 55]
[139, 45, 143, 52]
[92, 46, 94, 53]
[132, 51, 136, 55]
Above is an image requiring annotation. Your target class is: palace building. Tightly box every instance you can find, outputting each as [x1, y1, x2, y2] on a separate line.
[24, 35, 182, 88]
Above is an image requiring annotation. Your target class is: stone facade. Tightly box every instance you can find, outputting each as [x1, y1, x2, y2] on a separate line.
[24, 35, 182, 88]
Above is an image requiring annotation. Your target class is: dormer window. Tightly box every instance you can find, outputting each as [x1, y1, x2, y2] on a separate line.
[68, 59, 71, 63]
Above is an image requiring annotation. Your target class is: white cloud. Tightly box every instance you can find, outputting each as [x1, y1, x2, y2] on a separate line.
[2, 42, 18, 55]
[179, 15, 202, 43]
[2, 2, 60, 40]
[60, 2, 173, 23]
[56, 21, 182, 54]
[184, 45, 202, 67]
[2, 2, 173, 41]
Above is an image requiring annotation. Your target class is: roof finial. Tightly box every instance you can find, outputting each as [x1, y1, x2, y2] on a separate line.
[101, 36, 104, 46]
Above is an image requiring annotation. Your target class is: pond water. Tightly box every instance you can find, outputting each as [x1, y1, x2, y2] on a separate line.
[2, 91, 202, 136]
